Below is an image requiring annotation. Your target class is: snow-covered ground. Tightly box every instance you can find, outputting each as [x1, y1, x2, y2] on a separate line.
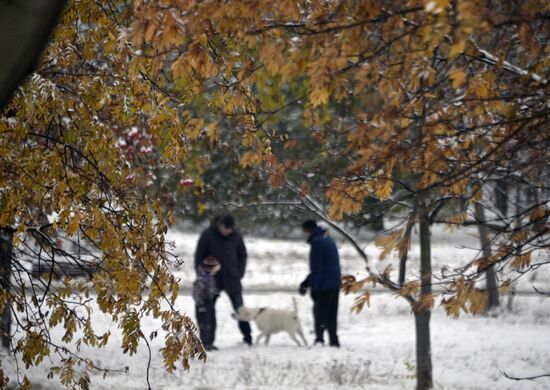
[3, 292, 549, 389]
[2, 227, 549, 389]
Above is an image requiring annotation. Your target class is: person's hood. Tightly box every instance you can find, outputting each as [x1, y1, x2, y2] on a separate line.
[209, 221, 236, 239]
[307, 226, 325, 243]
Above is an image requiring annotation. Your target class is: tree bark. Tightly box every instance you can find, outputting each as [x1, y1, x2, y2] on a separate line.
[494, 179, 508, 219]
[370, 216, 385, 232]
[0, 0, 67, 110]
[507, 184, 523, 311]
[0, 228, 13, 349]
[474, 202, 499, 309]
[415, 212, 433, 390]
[398, 216, 415, 286]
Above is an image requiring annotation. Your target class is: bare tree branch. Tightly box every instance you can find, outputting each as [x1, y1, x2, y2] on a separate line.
[501, 371, 550, 381]
[532, 286, 550, 297]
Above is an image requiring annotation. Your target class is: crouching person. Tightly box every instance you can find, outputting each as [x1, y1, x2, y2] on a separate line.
[193, 256, 221, 351]
[299, 220, 342, 347]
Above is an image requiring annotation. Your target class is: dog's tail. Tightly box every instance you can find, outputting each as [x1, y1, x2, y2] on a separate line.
[292, 296, 298, 313]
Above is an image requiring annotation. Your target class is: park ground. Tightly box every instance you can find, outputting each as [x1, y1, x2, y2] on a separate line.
[2, 226, 550, 389]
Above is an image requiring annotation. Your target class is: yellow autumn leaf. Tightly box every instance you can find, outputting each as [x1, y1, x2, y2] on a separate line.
[499, 280, 512, 294]
[413, 293, 435, 312]
[206, 122, 220, 143]
[468, 289, 488, 315]
[341, 275, 356, 294]
[511, 253, 531, 270]
[351, 291, 370, 313]
[449, 68, 466, 88]
[449, 40, 466, 59]
[240, 151, 263, 167]
[399, 281, 420, 297]
[375, 179, 393, 200]
[309, 86, 329, 107]
[67, 214, 80, 236]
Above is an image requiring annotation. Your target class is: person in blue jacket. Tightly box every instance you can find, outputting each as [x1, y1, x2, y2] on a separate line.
[299, 220, 342, 347]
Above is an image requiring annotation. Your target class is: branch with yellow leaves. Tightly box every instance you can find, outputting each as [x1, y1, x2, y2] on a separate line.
[246, 6, 424, 36]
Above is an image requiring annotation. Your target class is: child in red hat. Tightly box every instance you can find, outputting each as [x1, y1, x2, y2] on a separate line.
[193, 256, 221, 351]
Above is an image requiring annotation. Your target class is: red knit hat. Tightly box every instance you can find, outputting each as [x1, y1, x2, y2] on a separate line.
[202, 256, 221, 274]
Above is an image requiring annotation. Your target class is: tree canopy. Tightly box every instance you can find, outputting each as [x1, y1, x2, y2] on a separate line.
[128, 0, 549, 291]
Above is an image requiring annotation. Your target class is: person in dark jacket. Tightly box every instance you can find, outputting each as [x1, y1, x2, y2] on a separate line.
[299, 220, 342, 347]
[194, 214, 252, 347]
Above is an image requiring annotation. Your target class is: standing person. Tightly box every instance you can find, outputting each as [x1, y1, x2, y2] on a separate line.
[298, 220, 342, 347]
[193, 256, 220, 351]
[194, 214, 252, 348]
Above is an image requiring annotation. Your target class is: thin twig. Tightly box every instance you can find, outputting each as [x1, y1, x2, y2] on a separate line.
[501, 371, 550, 381]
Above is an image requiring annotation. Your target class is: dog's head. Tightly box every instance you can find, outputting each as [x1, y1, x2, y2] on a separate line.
[231, 306, 255, 321]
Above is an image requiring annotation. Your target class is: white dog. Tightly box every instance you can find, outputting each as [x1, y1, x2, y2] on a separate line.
[232, 297, 308, 346]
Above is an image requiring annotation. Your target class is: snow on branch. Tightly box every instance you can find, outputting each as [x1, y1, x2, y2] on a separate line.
[470, 40, 546, 84]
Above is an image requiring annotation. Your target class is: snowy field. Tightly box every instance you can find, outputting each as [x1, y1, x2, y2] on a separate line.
[2, 227, 550, 389]
[166, 226, 550, 293]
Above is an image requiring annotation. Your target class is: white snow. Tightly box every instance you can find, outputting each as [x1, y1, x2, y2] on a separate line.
[166, 227, 550, 293]
[1, 226, 549, 389]
[128, 126, 139, 137]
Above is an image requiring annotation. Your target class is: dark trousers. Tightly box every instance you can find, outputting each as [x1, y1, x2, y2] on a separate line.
[196, 298, 216, 348]
[312, 289, 339, 345]
[197, 291, 252, 346]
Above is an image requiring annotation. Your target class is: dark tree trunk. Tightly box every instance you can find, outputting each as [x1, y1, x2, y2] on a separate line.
[494, 179, 508, 219]
[0, 0, 67, 110]
[398, 217, 415, 286]
[370, 216, 385, 232]
[415, 212, 433, 390]
[507, 184, 523, 311]
[474, 202, 499, 309]
[0, 228, 13, 349]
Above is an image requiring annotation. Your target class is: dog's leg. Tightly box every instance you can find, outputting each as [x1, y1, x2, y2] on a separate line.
[297, 327, 308, 346]
[264, 333, 271, 345]
[256, 332, 264, 345]
[288, 331, 302, 347]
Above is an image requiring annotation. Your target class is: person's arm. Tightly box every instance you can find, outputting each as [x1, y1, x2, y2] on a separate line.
[299, 275, 310, 295]
[237, 233, 247, 278]
[307, 241, 325, 291]
[194, 231, 208, 274]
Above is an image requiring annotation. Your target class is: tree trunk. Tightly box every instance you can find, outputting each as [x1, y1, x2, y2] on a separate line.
[474, 202, 499, 310]
[507, 184, 523, 311]
[0, 228, 13, 349]
[398, 216, 415, 286]
[415, 212, 433, 390]
[370, 215, 385, 232]
[494, 179, 508, 219]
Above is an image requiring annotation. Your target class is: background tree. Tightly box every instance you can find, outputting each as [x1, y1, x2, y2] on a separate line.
[129, 1, 549, 389]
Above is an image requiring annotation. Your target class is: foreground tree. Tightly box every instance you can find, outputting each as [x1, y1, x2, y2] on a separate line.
[0, 1, 206, 388]
[129, 1, 549, 388]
